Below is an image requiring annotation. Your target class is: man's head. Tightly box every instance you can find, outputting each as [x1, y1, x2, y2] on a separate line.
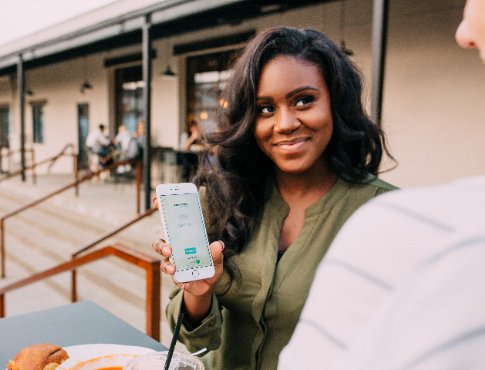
[456, 0, 485, 64]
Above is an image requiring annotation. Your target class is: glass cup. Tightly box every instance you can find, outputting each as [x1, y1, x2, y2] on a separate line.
[124, 351, 204, 370]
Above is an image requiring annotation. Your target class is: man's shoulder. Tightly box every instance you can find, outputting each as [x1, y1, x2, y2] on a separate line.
[351, 175, 485, 230]
[370, 175, 485, 203]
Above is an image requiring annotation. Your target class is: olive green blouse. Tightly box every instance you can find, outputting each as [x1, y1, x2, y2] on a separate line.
[166, 176, 397, 370]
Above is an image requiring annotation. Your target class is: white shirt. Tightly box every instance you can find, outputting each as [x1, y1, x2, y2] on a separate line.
[279, 176, 485, 370]
[86, 128, 110, 152]
[115, 130, 133, 152]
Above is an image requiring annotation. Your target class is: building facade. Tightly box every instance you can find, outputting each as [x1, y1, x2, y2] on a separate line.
[0, 0, 483, 187]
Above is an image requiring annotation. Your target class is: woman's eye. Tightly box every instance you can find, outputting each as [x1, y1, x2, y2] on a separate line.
[295, 95, 315, 107]
[257, 105, 274, 114]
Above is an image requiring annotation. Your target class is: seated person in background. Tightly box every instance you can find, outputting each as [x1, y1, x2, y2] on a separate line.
[178, 119, 206, 181]
[114, 124, 139, 173]
[114, 124, 132, 157]
[182, 119, 206, 152]
[85, 123, 112, 172]
[279, 1, 485, 368]
[153, 26, 396, 370]
[134, 120, 145, 159]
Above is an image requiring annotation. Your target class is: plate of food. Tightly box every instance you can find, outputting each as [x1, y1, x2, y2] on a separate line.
[60, 344, 156, 369]
[6, 343, 156, 370]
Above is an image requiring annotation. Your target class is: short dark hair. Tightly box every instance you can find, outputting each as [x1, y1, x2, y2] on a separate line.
[196, 26, 393, 255]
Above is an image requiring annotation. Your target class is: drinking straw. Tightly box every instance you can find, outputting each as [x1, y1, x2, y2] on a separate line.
[165, 307, 185, 370]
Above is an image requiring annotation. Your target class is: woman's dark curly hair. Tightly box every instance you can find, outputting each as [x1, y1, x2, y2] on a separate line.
[195, 26, 393, 256]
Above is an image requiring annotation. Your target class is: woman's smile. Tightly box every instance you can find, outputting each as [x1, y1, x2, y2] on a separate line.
[273, 136, 311, 152]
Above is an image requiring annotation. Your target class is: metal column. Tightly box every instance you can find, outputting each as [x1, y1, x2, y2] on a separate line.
[370, 0, 389, 126]
[17, 55, 26, 181]
[142, 15, 153, 211]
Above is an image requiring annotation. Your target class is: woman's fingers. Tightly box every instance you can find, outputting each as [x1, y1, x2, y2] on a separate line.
[155, 238, 225, 290]
[162, 260, 176, 275]
[152, 196, 159, 207]
[209, 240, 225, 267]
[151, 237, 171, 257]
[153, 237, 176, 276]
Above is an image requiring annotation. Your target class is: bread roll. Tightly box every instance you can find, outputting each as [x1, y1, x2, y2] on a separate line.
[7, 343, 69, 370]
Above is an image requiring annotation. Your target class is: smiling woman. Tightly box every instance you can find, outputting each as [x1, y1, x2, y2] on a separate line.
[157, 26, 398, 370]
[254, 56, 334, 178]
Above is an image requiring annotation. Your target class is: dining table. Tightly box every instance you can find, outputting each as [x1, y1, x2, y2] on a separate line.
[0, 300, 166, 366]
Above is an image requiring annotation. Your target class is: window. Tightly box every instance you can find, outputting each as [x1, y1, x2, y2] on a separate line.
[186, 50, 239, 135]
[115, 66, 143, 134]
[121, 80, 144, 133]
[0, 106, 9, 147]
[32, 103, 44, 143]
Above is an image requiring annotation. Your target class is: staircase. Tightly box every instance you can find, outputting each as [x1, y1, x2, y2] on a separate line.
[0, 174, 178, 349]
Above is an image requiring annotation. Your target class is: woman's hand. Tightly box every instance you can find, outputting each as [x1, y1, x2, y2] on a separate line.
[151, 195, 225, 320]
[151, 237, 225, 296]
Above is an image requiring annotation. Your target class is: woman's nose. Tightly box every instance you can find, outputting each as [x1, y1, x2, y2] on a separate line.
[274, 109, 300, 133]
[455, 20, 476, 49]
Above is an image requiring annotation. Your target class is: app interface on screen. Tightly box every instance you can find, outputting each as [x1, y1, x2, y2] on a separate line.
[159, 192, 212, 271]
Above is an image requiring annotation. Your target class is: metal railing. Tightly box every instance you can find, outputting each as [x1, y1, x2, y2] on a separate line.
[72, 207, 157, 258]
[0, 160, 142, 278]
[0, 243, 161, 340]
[0, 144, 76, 185]
[0, 147, 35, 180]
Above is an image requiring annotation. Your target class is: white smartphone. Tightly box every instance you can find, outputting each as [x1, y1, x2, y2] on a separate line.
[155, 182, 215, 282]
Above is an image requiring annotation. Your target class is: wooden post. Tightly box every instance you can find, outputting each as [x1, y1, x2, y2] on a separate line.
[73, 153, 79, 197]
[71, 268, 78, 302]
[0, 293, 4, 318]
[0, 219, 5, 278]
[146, 261, 161, 340]
[7, 149, 12, 173]
[31, 149, 37, 185]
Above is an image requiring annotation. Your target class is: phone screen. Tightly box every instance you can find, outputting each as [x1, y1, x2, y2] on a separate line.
[158, 192, 212, 272]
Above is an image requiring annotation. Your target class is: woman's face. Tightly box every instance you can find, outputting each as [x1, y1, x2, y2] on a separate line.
[254, 55, 333, 175]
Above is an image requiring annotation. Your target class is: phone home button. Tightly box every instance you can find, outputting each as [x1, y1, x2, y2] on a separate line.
[192, 270, 200, 278]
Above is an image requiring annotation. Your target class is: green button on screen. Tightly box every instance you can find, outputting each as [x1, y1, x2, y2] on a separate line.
[184, 247, 197, 255]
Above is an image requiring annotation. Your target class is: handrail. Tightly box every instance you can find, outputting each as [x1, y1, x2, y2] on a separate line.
[46, 143, 76, 172]
[72, 206, 157, 258]
[0, 144, 77, 185]
[0, 160, 142, 278]
[0, 147, 35, 181]
[0, 243, 161, 340]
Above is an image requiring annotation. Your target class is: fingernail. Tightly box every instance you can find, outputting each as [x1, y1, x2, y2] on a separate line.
[162, 246, 171, 255]
[218, 240, 225, 251]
